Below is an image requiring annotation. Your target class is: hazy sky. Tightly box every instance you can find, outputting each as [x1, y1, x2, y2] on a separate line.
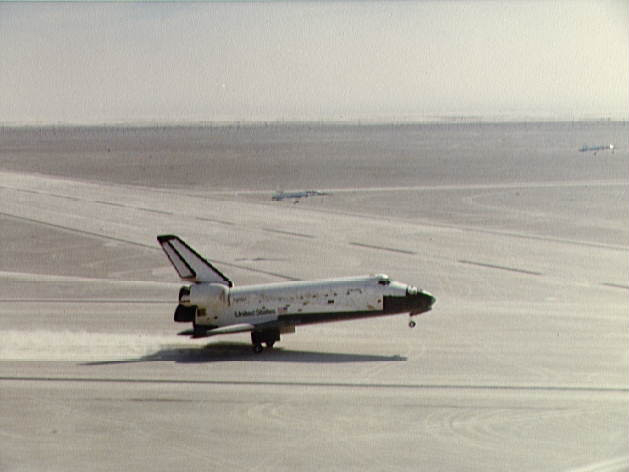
[1, 1, 627, 124]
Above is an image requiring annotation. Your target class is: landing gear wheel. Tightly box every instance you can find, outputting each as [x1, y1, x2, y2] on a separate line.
[408, 320, 416, 328]
[251, 329, 280, 352]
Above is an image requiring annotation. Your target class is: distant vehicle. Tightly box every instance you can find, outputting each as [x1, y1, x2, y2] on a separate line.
[579, 144, 614, 155]
[272, 189, 328, 201]
[158, 235, 435, 353]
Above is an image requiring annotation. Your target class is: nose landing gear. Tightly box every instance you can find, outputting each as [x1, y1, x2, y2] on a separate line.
[408, 319, 416, 328]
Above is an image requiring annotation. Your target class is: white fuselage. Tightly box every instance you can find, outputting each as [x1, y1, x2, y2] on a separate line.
[187, 275, 420, 328]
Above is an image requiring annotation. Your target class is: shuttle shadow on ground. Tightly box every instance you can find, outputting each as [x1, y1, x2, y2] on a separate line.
[84, 342, 407, 365]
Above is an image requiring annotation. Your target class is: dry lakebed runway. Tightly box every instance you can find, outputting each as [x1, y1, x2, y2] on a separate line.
[0, 122, 627, 471]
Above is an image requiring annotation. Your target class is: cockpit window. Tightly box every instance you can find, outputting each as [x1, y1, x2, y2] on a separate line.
[377, 274, 390, 286]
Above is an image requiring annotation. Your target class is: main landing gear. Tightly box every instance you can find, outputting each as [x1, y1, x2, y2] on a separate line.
[251, 329, 280, 354]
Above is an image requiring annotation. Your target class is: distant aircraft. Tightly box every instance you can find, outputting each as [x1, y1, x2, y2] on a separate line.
[579, 144, 614, 155]
[272, 189, 328, 201]
[158, 235, 435, 353]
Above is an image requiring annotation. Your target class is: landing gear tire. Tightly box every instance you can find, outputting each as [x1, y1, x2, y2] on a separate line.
[251, 329, 280, 353]
[408, 320, 416, 328]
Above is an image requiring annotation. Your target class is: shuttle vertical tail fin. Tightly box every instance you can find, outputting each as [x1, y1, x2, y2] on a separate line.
[157, 235, 233, 286]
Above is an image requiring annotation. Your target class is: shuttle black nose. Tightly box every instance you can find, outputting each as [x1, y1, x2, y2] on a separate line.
[407, 289, 435, 316]
[415, 290, 435, 312]
[422, 291, 436, 308]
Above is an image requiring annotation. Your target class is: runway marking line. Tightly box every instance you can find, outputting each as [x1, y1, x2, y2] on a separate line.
[601, 283, 629, 291]
[349, 242, 416, 255]
[195, 216, 235, 226]
[263, 228, 315, 239]
[134, 207, 173, 216]
[94, 200, 127, 208]
[458, 260, 543, 276]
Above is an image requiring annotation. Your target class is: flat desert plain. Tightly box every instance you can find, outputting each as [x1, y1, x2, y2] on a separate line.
[0, 122, 627, 471]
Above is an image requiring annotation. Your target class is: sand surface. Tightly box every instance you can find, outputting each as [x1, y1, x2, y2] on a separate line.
[0, 122, 627, 471]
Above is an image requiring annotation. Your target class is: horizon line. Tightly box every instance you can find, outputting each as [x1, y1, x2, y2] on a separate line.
[1, 117, 627, 129]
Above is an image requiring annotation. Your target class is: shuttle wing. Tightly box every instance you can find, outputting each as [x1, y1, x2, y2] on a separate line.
[206, 323, 255, 335]
[177, 323, 261, 338]
[177, 321, 286, 339]
[157, 234, 233, 286]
